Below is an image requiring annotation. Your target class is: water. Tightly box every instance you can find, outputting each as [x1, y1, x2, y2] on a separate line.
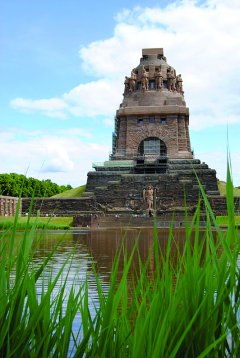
[29, 229, 189, 332]
[32, 227, 192, 282]
[7, 228, 240, 356]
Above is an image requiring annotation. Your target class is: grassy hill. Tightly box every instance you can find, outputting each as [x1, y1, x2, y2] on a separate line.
[218, 180, 240, 196]
[51, 185, 86, 198]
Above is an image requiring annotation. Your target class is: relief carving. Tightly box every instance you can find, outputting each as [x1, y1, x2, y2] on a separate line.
[143, 185, 155, 216]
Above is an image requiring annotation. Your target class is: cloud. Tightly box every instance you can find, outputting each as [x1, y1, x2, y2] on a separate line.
[0, 129, 110, 186]
[11, 79, 122, 119]
[10, 97, 69, 119]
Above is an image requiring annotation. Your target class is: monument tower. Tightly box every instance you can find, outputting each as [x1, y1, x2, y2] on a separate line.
[84, 48, 219, 218]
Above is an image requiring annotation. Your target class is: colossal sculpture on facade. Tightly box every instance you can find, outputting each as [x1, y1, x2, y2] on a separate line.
[123, 58, 183, 95]
[176, 74, 183, 94]
[154, 67, 163, 90]
[141, 67, 149, 91]
[167, 67, 177, 91]
[129, 69, 137, 92]
[143, 185, 155, 215]
[124, 76, 130, 94]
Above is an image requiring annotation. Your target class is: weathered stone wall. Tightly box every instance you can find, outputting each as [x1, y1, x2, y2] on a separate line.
[0, 196, 20, 216]
[17, 194, 239, 219]
[86, 172, 125, 191]
[116, 114, 192, 159]
[21, 197, 95, 216]
[208, 196, 240, 216]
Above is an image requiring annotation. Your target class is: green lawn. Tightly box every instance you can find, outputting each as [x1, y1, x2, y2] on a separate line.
[51, 185, 86, 198]
[0, 216, 73, 230]
[218, 180, 240, 196]
[216, 215, 240, 225]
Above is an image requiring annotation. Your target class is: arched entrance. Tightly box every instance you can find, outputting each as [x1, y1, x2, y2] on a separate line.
[135, 137, 167, 174]
[138, 137, 167, 157]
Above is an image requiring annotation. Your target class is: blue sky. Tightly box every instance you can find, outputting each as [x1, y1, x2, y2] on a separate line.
[1, 0, 240, 186]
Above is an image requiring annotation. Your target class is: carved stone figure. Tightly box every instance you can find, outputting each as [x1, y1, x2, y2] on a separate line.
[167, 67, 173, 91]
[167, 67, 176, 91]
[154, 67, 163, 90]
[176, 74, 183, 94]
[143, 185, 154, 215]
[129, 70, 137, 92]
[171, 70, 176, 91]
[124, 76, 130, 94]
[141, 67, 149, 91]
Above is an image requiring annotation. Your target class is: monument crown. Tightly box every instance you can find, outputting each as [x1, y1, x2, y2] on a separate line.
[113, 48, 191, 162]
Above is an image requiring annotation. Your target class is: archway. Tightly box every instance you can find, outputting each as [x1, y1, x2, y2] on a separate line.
[138, 137, 167, 157]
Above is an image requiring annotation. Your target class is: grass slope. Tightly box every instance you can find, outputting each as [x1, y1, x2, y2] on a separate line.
[0, 216, 72, 230]
[218, 180, 240, 196]
[51, 185, 86, 198]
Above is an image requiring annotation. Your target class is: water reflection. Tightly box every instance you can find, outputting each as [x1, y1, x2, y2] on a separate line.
[32, 227, 209, 284]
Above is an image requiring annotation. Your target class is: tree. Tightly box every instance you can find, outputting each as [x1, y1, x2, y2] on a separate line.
[0, 173, 72, 197]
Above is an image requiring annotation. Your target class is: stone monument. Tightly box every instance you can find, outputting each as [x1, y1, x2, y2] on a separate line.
[83, 48, 219, 221]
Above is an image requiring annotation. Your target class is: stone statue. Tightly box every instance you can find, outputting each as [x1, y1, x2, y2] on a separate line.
[154, 67, 163, 90]
[143, 185, 154, 216]
[167, 67, 176, 91]
[171, 69, 176, 91]
[141, 67, 149, 91]
[129, 69, 137, 92]
[124, 76, 130, 94]
[176, 74, 183, 94]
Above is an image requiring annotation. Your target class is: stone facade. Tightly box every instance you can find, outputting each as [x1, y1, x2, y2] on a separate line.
[21, 197, 96, 216]
[0, 196, 20, 216]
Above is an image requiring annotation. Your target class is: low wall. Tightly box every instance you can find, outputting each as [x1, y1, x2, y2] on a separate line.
[21, 197, 96, 216]
[208, 196, 240, 216]
[1, 195, 238, 218]
[0, 196, 20, 216]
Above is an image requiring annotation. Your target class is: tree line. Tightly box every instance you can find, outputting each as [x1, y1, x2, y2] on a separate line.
[0, 173, 72, 198]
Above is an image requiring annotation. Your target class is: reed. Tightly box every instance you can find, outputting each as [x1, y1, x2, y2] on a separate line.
[0, 167, 239, 357]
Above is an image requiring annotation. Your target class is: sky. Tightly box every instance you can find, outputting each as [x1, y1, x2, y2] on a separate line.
[1, 0, 240, 187]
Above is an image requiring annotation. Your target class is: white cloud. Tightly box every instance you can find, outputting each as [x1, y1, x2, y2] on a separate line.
[10, 98, 69, 119]
[0, 129, 110, 186]
[62, 79, 121, 117]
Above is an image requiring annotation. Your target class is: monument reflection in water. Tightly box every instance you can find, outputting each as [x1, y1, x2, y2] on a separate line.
[33, 228, 209, 285]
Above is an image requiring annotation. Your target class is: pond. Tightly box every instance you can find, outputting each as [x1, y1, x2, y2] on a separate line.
[32, 227, 203, 283]
[30, 227, 209, 311]
[3, 227, 239, 356]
